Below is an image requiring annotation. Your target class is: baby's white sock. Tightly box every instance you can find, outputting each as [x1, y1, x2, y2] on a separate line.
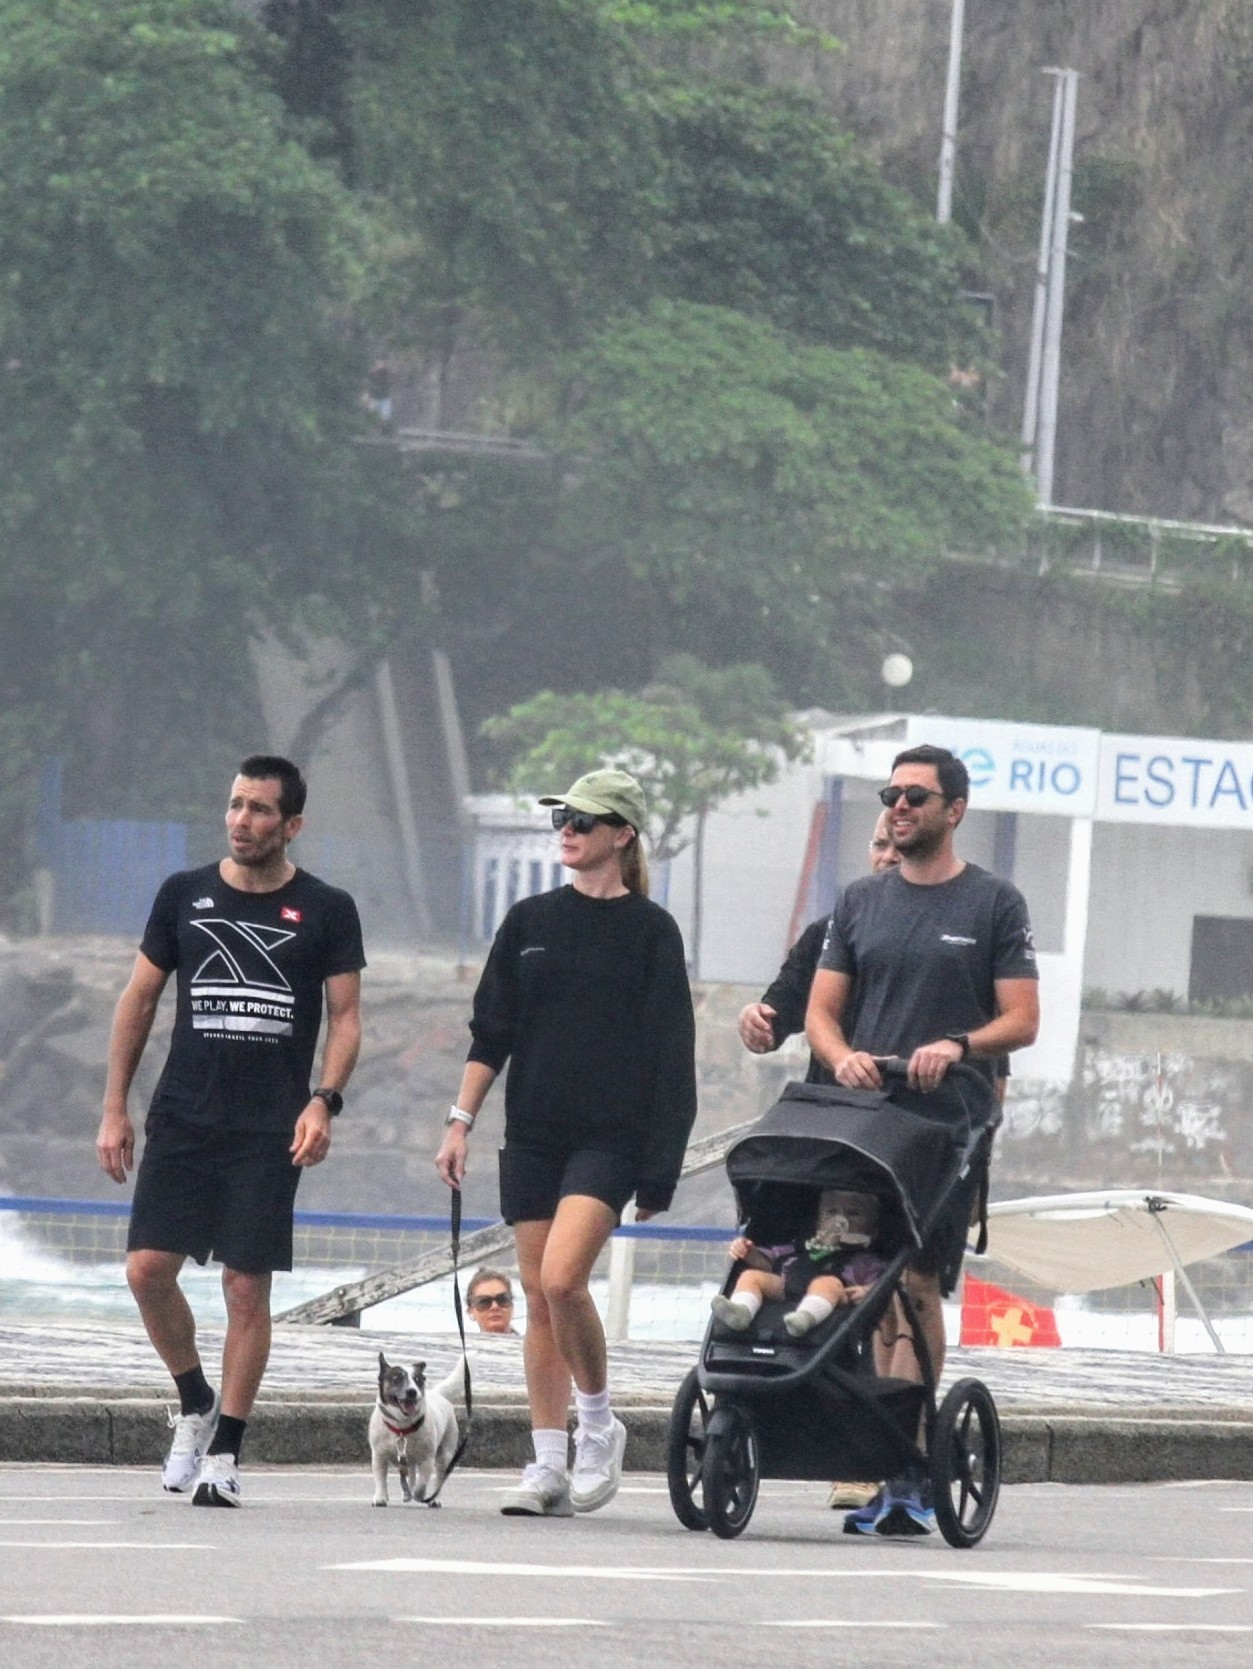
[797, 1294, 835, 1325]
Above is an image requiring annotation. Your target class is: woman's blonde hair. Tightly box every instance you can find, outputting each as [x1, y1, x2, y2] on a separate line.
[620, 828, 650, 897]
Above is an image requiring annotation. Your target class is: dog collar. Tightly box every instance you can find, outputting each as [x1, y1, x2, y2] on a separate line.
[379, 1406, 426, 1438]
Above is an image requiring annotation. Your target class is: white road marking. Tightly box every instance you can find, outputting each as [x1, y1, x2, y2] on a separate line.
[394, 1618, 606, 1628]
[328, 1557, 1237, 1599]
[335, 1559, 714, 1582]
[3, 1615, 240, 1627]
[763, 1621, 944, 1630]
[0, 1541, 212, 1550]
[1151, 1557, 1253, 1565]
[0, 1519, 120, 1526]
[1087, 1624, 1253, 1633]
[915, 1571, 1239, 1598]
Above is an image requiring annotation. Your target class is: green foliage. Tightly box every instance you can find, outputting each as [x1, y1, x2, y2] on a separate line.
[543, 300, 1031, 698]
[602, 1, 837, 48]
[341, 0, 661, 358]
[0, 0, 389, 900]
[481, 655, 808, 860]
[653, 80, 981, 371]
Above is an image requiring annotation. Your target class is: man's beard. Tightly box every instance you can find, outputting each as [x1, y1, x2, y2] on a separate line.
[894, 820, 947, 861]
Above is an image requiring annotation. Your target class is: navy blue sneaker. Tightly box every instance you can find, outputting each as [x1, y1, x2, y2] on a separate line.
[842, 1486, 887, 1535]
[842, 1477, 935, 1537]
[874, 1476, 936, 1537]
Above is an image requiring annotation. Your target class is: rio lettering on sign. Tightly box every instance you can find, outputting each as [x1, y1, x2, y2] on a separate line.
[904, 717, 1100, 816]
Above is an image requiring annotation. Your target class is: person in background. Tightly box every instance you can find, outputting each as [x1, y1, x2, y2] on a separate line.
[466, 1266, 520, 1335]
[435, 768, 697, 1519]
[737, 809, 900, 1082]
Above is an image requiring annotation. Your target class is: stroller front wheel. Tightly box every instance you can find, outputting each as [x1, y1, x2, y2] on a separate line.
[666, 1367, 713, 1531]
[702, 1403, 760, 1540]
[930, 1376, 1001, 1548]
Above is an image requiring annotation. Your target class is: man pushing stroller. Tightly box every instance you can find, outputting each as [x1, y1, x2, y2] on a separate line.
[805, 744, 1039, 1536]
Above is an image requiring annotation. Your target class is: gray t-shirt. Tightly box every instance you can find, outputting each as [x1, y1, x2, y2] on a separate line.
[818, 863, 1037, 1078]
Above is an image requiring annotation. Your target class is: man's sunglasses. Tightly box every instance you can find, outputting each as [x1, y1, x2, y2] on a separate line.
[469, 1292, 514, 1310]
[877, 784, 947, 809]
[551, 806, 627, 834]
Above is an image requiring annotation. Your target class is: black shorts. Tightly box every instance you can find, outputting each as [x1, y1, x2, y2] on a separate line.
[498, 1142, 639, 1225]
[913, 1164, 984, 1297]
[127, 1119, 303, 1274]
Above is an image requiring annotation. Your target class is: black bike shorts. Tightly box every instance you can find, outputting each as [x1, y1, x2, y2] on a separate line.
[127, 1119, 303, 1274]
[498, 1141, 639, 1225]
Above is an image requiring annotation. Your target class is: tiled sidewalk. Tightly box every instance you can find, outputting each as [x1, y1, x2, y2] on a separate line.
[2, 1318, 1250, 1413]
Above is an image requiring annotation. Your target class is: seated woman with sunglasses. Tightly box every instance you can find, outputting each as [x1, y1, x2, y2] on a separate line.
[435, 768, 697, 1518]
[466, 1266, 520, 1334]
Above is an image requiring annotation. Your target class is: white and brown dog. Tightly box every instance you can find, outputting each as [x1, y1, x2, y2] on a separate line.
[370, 1353, 464, 1507]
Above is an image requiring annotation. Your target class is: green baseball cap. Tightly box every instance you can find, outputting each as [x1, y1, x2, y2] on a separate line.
[538, 768, 647, 833]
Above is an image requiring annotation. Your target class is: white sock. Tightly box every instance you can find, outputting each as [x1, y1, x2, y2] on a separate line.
[574, 1386, 613, 1434]
[532, 1428, 569, 1474]
[728, 1289, 763, 1319]
[797, 1294, 835, 1325]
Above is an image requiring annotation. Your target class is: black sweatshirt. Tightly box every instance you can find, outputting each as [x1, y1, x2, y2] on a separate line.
[466, 885, 698, 1212]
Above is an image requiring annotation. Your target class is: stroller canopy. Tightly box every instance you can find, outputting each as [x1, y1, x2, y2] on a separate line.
[725, 1079, 991, 1250]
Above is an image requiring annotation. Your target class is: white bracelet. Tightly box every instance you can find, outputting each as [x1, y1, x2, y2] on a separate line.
[446, 1105, 475, 1128]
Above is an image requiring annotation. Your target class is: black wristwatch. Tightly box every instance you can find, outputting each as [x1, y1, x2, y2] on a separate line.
[945, 1033, 971, 1061]
[311, 1086, 344, 1116]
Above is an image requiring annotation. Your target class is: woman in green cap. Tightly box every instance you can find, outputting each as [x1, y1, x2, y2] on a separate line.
[435, 767, 697, 1518]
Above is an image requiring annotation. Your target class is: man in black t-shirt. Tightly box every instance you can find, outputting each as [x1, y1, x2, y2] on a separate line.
[96, 755, 365, 1508]
[806, 744, 1039, 1538]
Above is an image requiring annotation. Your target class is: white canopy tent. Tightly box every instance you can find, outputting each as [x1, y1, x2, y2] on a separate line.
[969, 1191, 1253, 1353]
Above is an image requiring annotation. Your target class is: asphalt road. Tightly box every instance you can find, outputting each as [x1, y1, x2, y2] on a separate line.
[1, 1465, 1251, 1669]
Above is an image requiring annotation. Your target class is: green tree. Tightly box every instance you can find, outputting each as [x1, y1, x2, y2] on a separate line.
[340, 0, 661, 367]
[0, 0, 391, 913]
[481, 655, 808, 971]
[654, 80, 982, 372]
[543, 300, 1032, 704]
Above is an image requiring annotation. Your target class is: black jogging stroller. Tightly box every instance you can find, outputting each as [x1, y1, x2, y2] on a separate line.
[666, 1060, 1001, 1547]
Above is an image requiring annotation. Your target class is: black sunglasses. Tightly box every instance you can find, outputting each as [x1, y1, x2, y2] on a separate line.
[469, 1292, 514, 1310]
[877, 784, 947, 809]
[551, 806, 627, 834]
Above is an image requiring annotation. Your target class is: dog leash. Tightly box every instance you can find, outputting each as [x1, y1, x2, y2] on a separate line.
[421, 1187, 473, 1504]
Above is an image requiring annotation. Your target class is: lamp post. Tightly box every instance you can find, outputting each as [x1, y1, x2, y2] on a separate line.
[936, 0, 966, 224]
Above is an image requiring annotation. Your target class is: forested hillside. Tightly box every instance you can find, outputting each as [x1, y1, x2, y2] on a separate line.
[1, 0, 1248, 927]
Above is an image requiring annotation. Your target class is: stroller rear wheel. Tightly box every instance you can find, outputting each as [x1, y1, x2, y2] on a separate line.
[666, 1367, 712, 1531]
[930, 1377, 1001, 1548]
[702, 1403, 759, 1540]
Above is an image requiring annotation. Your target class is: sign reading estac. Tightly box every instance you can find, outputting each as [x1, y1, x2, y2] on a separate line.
[1097, 734, 1253, 827]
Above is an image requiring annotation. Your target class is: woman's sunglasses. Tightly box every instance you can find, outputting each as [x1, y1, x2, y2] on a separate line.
[877, 784, 947, 809]
[551, 806, 627, 834]
[469, 1292, 514, 1310]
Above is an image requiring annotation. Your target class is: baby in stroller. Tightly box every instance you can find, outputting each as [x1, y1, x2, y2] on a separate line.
[711, 1188, 887, 1339]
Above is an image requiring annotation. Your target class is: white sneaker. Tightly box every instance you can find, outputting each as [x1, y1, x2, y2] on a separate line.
[161, 1394, 220, 1493]
[569, 1417, 627, 1514]
[499, 1463, 574, 1517]
[191, 1451, 241, 1507]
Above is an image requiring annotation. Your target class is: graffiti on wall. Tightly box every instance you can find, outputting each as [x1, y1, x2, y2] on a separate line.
[999, 1045, 1245, 1187]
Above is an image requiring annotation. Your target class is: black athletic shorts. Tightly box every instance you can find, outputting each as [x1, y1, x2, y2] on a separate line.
[913, 1163, 984, 1298]
[127, 1118, 303, 1274]
[498, 1141, 639, 1225]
